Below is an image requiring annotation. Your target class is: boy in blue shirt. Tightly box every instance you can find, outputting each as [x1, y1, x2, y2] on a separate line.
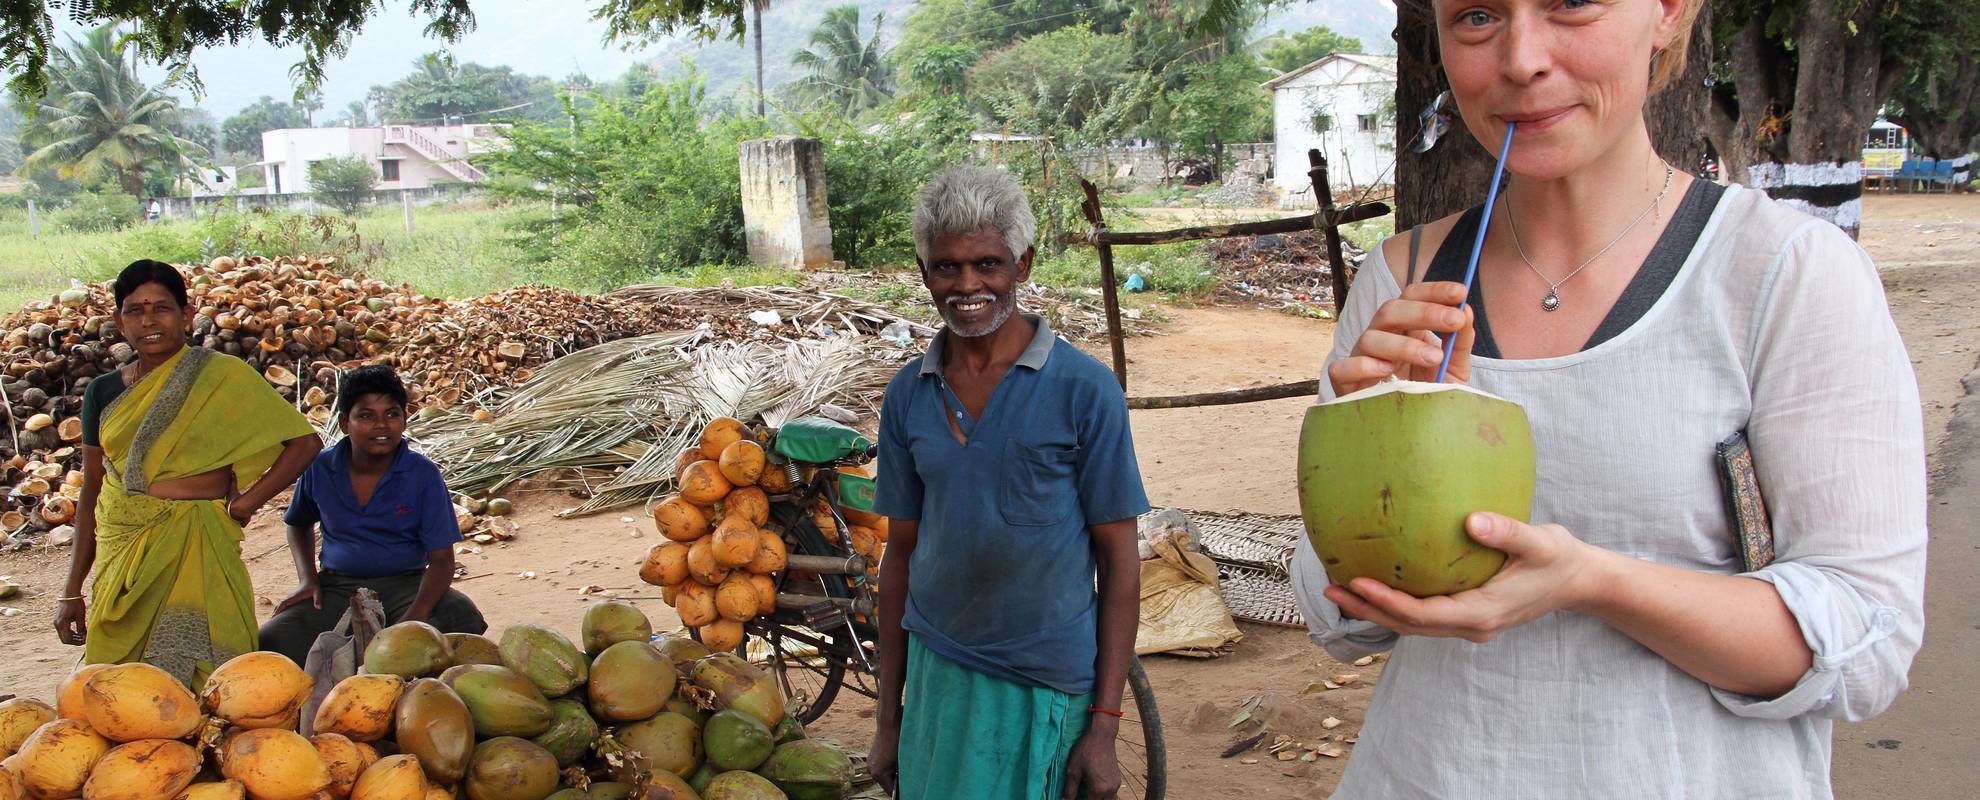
[258, 365, 486, 665]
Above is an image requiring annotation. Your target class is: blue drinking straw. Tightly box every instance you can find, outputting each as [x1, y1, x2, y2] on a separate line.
[1435, 122, 1516, 383]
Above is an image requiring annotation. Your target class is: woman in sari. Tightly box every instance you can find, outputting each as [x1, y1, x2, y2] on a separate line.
[55, 260, 320, 687]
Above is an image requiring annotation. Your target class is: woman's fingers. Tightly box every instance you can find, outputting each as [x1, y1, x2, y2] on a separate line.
[1356, 329, 1449, 370]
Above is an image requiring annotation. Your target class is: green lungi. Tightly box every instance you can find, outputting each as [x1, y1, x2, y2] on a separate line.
[897, 634, 1095, 800]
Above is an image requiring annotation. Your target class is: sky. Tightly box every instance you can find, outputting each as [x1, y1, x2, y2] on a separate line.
[50, 0, 665, 120]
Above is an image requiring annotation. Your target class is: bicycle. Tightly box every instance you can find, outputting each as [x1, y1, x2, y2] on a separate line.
[727, 433, 1168, 800]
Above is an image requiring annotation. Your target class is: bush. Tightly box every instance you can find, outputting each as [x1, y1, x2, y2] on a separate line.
[50, 193, 140, 233]
[309, 156, 379, 214]
[804, 98, 973, 268]
[483, 75, 770, 290]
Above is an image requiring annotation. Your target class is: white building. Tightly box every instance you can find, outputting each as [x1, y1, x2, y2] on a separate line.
[254, 124, 503, 195]
[1265, 53, 1398, 194]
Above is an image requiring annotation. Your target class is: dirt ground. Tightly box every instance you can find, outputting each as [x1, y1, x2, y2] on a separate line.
[1, 192, 1974, 798]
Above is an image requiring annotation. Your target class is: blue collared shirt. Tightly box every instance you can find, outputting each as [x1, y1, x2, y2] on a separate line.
[285, 438, 461, 578]
[872, 314, 1150, 694]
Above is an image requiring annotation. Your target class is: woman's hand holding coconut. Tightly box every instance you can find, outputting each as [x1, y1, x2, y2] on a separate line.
[1323, 512, 1598, 643]
[1326, 281, 1477, 396]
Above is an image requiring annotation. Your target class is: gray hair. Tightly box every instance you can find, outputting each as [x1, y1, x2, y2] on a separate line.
[911, 166, 1037, 265]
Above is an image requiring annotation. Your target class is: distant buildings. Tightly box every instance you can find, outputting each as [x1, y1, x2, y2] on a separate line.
[252, 124, 504, 195]
[1265, 53, 1398, 194]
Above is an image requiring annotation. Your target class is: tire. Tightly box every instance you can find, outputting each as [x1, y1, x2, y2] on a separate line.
[1120, 656, 1167, 800]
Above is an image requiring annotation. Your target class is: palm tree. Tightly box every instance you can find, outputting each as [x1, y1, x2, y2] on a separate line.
[18, 25, 206, 199]
[791, 6, 896, 118]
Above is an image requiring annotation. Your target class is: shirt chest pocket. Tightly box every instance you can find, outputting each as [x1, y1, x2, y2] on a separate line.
[1000, 440, 1079, 527]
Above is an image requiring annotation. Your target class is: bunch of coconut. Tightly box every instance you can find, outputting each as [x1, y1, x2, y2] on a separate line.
[300, 604, 854, 799]
[637, 418, 890, 651]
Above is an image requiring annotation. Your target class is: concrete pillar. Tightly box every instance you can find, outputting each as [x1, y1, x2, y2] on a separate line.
[740, 137, 834, 269]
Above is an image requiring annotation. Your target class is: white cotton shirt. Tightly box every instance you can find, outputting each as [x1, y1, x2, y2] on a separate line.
[1293, 184, 1928, 799]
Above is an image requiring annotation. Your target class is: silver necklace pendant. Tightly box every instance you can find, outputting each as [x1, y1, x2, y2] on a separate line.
[1541, 289, 1562, 312]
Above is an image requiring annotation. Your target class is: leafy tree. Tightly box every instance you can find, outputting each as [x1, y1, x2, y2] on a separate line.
[481, 73, 771, 287]
[298, 86, 325, 125]
[967, 28, 1140, 134]
[789, 6, 894, 118]
[308, 155, 377, 213]
[221, 97, 308, 155]
[370, 52, 562, 124]
[17, 26, 207, 200]
[0, 102, 21, 172]
[1152, 54, 1271, 173]
[1884, 11, 1980, 158]
[903, 43, 975, 97]
[331, 100, 372, 127]
[1258, 26, 1362, 74]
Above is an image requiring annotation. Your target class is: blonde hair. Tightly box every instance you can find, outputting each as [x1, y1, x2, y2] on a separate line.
[1649, 0, 1706, 94]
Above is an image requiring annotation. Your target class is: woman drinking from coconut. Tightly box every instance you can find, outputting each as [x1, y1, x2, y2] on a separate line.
[54, 260, 321, 687]
[1292, 0, 1926, 796]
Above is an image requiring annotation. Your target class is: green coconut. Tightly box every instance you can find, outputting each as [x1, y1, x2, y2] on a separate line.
[546, 790, 590, 800]
[688, 653, 783, 730]
[771, 715, 806, 745]
[441, 664, 555, 738]
[663, 695, 709, 729]
[701, 710, 773, 772]
[500, 625, 590, 698]
[395, 678, 475, 785]
[653, 635, 711, 667]
[588, 641, 675, 723]
[364, 621, 453, 679]
[605, 712, 702, 783]
[688, 762, 719, 794]
[702, 771, 785, 800]
[447, 633, 506, 667]
[1297, 380, 1535, 597]
[531, 698, 600, 768]
[639, 771, 702, 800]
[463, 737, 560, 800]
[581, 602, 654, 657]
[586, 782, 636, 800]
[756, 740, 853, 800]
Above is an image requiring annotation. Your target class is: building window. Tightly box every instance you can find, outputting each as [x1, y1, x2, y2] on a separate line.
[1358, 114, 1378, 132]
[381, 160, 401, 181]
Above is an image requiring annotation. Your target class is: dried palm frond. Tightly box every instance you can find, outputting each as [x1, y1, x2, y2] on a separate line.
[412, 328, 907, 517]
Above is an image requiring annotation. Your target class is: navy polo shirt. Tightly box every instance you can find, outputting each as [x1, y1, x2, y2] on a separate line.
[285, 438, 461, 578]
[872, 314, 1150, 695]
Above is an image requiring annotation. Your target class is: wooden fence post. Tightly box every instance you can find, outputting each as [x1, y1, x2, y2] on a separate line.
[1307, 149, 1353, 315]
[1079, 179, 1129, 391]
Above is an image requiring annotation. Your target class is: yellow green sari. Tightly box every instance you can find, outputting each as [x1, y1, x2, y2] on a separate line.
[88, 345, 315, 686]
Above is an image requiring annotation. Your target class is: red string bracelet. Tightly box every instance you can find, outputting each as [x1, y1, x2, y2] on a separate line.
[1088, 707, 1125, 718]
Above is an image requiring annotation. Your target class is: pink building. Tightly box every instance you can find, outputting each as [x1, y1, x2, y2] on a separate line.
[254, 124, 504, 195]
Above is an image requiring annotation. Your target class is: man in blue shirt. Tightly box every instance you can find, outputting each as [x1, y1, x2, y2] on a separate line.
[867, 167, 1150, 800]
[257, 365, 486, 666]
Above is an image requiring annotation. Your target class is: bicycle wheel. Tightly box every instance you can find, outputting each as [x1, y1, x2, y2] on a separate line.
[1117, 657, 1167, 800]
[761, 622, 846, 725]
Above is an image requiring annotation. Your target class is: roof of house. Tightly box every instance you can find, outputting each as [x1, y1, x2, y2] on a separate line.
[1263, 52, 1399, 91]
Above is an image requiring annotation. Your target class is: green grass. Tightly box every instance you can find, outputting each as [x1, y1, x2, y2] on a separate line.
[1031, 241, 1218, 301]
[1341, 217, 1396, 255]
[0, 199, 539, 310]
[650, 263, 806, 289]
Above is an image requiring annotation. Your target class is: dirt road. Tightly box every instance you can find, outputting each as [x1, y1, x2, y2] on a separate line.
[0, 192, 1972, 798]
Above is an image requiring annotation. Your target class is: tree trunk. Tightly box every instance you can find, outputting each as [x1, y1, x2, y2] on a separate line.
[1393, 0, 1490, 229]
[1645, 8, 1715, 178]
[1890, 59, 1980, 159]
[753, 0, 767, 117]
[1394, 2, 1716, 228]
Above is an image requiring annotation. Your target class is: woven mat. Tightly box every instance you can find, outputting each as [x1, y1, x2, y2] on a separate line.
[1179, 509, 1309, 628]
